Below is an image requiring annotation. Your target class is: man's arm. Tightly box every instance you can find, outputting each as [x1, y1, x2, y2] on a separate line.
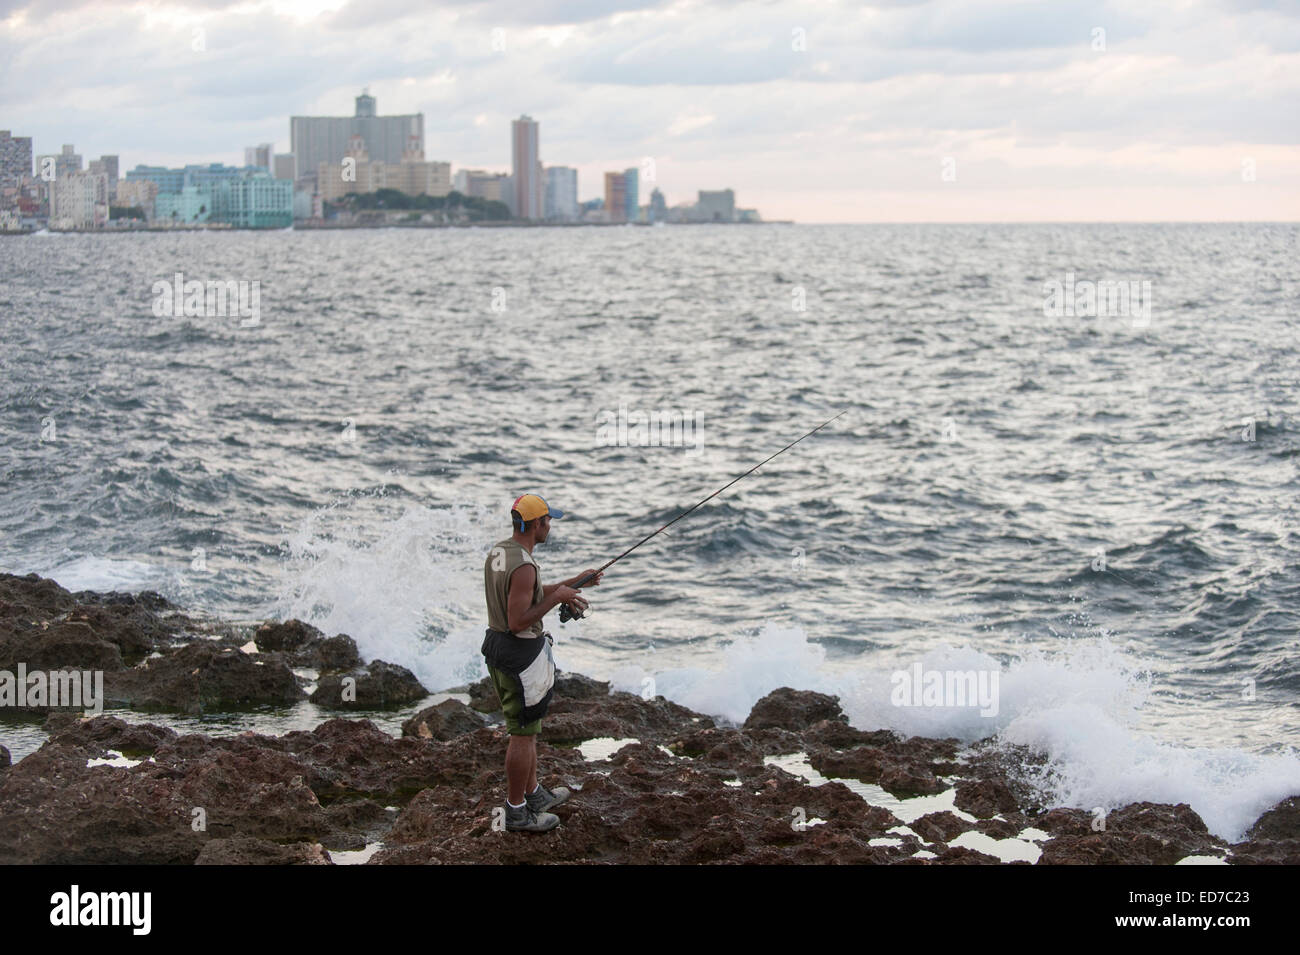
[507, 563, 586, 635]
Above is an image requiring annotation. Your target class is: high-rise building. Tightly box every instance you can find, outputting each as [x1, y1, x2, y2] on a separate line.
[696, 189, 736, 222]
[51, 169, 108, 229]
[127, 163, 291, 227]
[316, 134, 451, 202]
[291, 91, 424, 189]
[244, 144, 273, 170]
[604, 172, 628, 223]
[649, 187, 667, 224]
[623, 167, 639, 223]
[116, 179, 159, 219]
[88, 155, 119, 200]
[510, 115, 542, 220]
[273, 154, 297, 181]
[453, 169, 510, 203]
[0, 131, 33, 187]
[544, 166, 578, 221]
[36, 144, 83, 182]
[209, 175, 293, 228]
[154, 187, 210, 224]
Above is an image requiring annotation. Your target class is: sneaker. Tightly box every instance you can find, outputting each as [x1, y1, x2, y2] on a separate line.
[526, 782, 571, 814]
[505, 801, 560, 833]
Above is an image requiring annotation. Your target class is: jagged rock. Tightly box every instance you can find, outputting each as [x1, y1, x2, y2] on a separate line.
[401, 699, 486, 740]
[457, 676, 501, 713]
[553, 672, 611, 699]
[1228, 795, 1300, 864]
[253, 620, 362, 671]
[1037, 802, 1216, 864]
[254, 619, 324, 653]
[912, 810, 974, 844]
[743, 688, 846, 731]
[103, 642, 304, 714]
[955, 778, 1020, 818]
[195, 837, 333, 865]
[310, 660, 427, 709]
[1245, 795, 1300, 841]
[0, 573, 194, 666]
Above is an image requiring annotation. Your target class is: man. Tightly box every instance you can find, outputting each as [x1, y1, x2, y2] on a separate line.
[482, 493, 601, 833]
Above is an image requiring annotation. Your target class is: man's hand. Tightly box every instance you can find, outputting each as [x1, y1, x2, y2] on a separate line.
[573, 569, 603, 587]
[553, 585, 588, 613]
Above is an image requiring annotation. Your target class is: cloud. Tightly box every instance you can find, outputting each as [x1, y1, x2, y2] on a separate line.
[1, 0, 1296, 221]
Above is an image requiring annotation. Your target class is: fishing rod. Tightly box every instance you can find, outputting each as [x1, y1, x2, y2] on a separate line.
[558, 410, 846, 622]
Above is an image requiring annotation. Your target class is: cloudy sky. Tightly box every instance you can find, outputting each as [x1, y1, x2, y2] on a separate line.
[2, 0, 1297, 222]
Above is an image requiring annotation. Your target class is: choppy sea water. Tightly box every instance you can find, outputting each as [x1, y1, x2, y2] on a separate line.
[1, 223, 1298, 841]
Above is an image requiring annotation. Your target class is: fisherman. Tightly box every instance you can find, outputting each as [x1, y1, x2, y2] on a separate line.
[482, 493, 601, 833]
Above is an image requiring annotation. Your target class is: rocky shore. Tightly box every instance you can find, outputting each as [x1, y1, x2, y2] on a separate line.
[1, 572, 1296, 865]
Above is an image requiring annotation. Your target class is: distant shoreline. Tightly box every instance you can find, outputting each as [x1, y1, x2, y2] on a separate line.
[0, 220, 795, 236]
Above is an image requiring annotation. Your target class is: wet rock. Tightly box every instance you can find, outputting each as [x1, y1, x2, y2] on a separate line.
[541, 691, 714, 744]
[976, 815, 1027, 839]
[743, 688, 846, 731]
[1036, 807, 1096, 837]
[925, 846, 1003, 865]
[377, 757, 903, 865]
[310, 660, 427, 709]
[195, 837, 333, 865]
[554, 672, 611, 699]
[104, 642, 304, 714]
[459, 676, 500, 714]
[0, 745, 8, 769]
[1245, 795, 1300, 841]
[46, 714, 179, 753]
[806, 745, 943, 796]
[805, 719, 898, 750]
[254, 620, 361, 671]
[0, 622, 125, 673]
[312, 635, 362, 671]
[954, 778, 1019, 818]
[401, 699, 486, 740]
[1037, 802, 1216, 865]
[668, 727, 768, 777]
[912, 811, 974, 844]
[879, 762, 945, 798]
[0, 573, 196, 666]
[0, 727, 330, 863]
[254, 619, 324, 653]
[1228, 795, 1300, 864]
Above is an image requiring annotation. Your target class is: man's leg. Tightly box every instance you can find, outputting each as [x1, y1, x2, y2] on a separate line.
[505, 734, 531, 805]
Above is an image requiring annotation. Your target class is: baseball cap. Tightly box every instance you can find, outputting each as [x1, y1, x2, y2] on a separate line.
[512, 493, 564, 522]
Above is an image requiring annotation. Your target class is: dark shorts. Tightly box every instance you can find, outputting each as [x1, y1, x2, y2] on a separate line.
[486, 662, 542, 736]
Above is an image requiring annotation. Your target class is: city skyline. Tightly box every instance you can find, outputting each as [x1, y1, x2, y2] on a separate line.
[2, 0, 1298, 222]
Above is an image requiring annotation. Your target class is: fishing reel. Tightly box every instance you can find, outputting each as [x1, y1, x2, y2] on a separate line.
[559, 601, 588, 623]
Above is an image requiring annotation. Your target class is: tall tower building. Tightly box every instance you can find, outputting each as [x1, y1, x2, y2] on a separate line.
[623, 167, 639, 223]
[244, 144, 273, 170]
[0, 131, 33, 187]
[544, 166, 578, 221]
[511, 115, 542, 220]
[291, 91, 423, 189]
[604, 171, 628, 223]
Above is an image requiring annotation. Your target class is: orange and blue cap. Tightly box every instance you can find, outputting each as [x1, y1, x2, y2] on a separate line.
[512, 493, 564, 523]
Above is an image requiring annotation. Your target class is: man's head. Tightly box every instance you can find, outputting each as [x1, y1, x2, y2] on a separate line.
[510, 493, 564, 544]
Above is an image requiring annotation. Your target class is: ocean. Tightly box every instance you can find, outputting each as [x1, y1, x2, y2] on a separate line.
[1, 222, 1297, 842]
